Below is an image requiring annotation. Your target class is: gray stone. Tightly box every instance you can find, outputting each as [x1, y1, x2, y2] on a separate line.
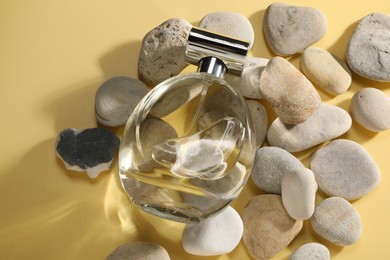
[251, 146, 305, 194]
[282, 168, 317, 220]
[199, 11, 255, 49]
[138, 18, 192, 85]
[347, 13, 390, 82]
[350, 87, 390, 132]
[289, 243, 330, 260]
[260, 56, 321, 124]
[95, 76, 149, 127]
[242, 194, 303, 260]
[263, 2, 327, 56]
[225, 57, 268, 99]
[245, 100, 268, 147]
[182, 206, 243, 256]
[106, 242, 170, 260]
[301, 47, 352, 95]
[311, 197, 362, 246]
[311, 139, 381, 200]
[267, 103, 352, 152]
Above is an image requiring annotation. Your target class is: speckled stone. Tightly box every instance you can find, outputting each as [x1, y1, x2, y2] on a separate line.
[242, 194, 303, 260]
[350, 87, 390, 132]
[225, 57, 268, 99]
[347, 13, 390, 82]
[251, 146, 305, 194]
[311, 197, 362, 246]
[138, 18, 192, 85]
[260, 56, 321, 124]
[245, 100, 268, 147]
[301, 47, 352, 96]
[95, 76, 149, 127]
[199, 11, 255, 49]
[182, 206, 243, 256]
[263, 2, 327, 56]
[267, 103, 352, 152]
[289, 243, 330, 260]
[311, 139, 381, 200]
[56, 128, 120, 179]
[106, 242, 170, 260]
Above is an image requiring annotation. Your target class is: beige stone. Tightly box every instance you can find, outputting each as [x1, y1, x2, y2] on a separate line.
[106, 242, 170, 260]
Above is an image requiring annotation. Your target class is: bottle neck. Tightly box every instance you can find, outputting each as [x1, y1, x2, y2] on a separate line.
[197, 57, 227, 78]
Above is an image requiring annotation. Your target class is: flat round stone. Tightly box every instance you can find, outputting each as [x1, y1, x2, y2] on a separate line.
[311, 197, 362, 246]
[290, 243, 330, 260]
[311, 139, 381, 200]
[199, 11, 255, 49]
[347, 13, 390, 82]
[95, 76, 149, 127]
[106, 242, 170, 260]
[350, 87, 390, 132]
[242, 194, 303, 260]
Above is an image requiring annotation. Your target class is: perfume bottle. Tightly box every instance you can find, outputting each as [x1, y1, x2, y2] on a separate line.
[119, 27, 256, 223]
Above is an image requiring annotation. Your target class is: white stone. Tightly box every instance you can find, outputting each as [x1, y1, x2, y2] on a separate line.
[199, 11, 255, 49]
[350, 87, 390, 132]
[289, 243, 330, 260]
[95, 76, 149, 127]
[182, 206, 243, 256]
[138, 18, 192, 85]
[311, 139, 381, 200]
[225, 57, 268, 99]
[311, 197, 362, 246]
[245, 100, 268, 147]
[263, 2, 327, 56]
[251, 146, 305, 194]
[267, 103, 352, 152]
[106, 242, 170, 260]
[301, 47, 352, 96]
[282, 168, 318, 220]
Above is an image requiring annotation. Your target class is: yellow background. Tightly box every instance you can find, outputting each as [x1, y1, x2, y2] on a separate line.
[1, 0, 390, 259]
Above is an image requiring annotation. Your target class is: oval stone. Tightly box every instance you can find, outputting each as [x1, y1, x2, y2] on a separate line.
[245, 100, 268, 148]
[242, 194, 303, 260]
[301, 47, 352, 96]
[267, 103, 352, 152]
[282, 168, 318, 220]
[199, 11, 255, 49]
[106, 242, 170, 260]
[95, 76, 149, 127]
[251, 146, 305, 194]
[260, 56, 321, 124]
[289, 243, 330, 260]
[347, 13, 390, 82]
[182, 206, 243, 256]
[225, 57, 268, 99]
[311, 197, 362, 246]
[263, 2, 327, 56]
[350, 87, 390, 132]
[311, 139, 381, 200]
[138, 18, 192, 85]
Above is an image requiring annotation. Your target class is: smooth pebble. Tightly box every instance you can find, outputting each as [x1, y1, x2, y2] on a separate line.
[267, 103, 352, 152]
[182, 206, 243, 256]
[311, 139, 381, 200]
[350, 87, 390, 132]
[138, 18, 192, 85]
[225, 57, 268, 99]
[245, 100, 268, 147]
[347, 13, 390, 82]
[289, 243, 330, 260]
[282, 168, 317, 220]
[301, 47, 352, 95]
[199, 11, 255, 49]
[95, 76, 149, 127]
[260, 56, 321, 124]
[311, 197, 362, 246]
[242, 194, 303, 260]
[263, 2, 327, 56]
[106, 242, 170, 260]
[251, 146, 305, 194]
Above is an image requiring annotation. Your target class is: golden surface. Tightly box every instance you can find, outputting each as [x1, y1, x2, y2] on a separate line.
[1, 0, 390, 259]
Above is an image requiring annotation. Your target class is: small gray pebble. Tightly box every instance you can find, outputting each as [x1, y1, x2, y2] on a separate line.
[245, 100, 268, 148]
[289, 243, 330, 260]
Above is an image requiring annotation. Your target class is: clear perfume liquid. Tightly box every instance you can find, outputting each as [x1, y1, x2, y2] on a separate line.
[119, 72, 255, 223]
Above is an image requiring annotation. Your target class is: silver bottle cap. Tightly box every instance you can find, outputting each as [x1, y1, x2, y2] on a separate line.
[185, 27, 250, 76]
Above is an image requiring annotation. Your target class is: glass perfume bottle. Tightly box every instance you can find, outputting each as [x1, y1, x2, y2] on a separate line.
[119, 27, 256, 223]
